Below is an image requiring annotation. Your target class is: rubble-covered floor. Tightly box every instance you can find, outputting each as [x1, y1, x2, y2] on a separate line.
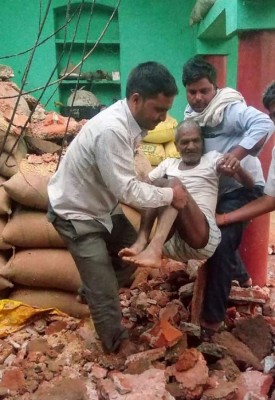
[0, 257, 275, 400]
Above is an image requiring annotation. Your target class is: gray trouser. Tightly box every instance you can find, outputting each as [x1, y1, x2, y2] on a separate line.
[47, 207, 137, 353]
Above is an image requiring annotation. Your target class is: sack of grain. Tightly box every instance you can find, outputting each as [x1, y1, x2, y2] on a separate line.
[139, 142, 165, 166]
[0, 138, 27, 178]
[19, 157, 57, 176]
[0, 131, 19, 154]
[164, 140, 180, 159]
[9, 287, 90, 319]
[2, 209, 65, 248]
[189, 0, 216, 25]
[143, 115, 177, 144]
[0, 249, 81, 292]
[0, 276, 13, 291]
[0, 217, 12, 250]
[0, 252, 13, 291]
[0, 176, 12, 215]
[2, 172, 51, 210]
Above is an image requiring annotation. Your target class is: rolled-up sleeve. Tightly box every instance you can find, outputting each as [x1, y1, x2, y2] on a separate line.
[235, 105, 274, 155]
[264, 148, 275, 197]
[94, 128, 173, 209]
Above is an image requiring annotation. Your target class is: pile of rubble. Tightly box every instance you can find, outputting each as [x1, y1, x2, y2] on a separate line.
[0, 257, 275, 399]
[0, 77, 87, 178]
[0, 72, 275, 399]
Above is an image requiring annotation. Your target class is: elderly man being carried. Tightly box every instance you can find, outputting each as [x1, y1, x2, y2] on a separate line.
[119, 119, 254, 269]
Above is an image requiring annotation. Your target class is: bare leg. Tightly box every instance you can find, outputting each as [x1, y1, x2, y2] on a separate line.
[130, 188, 210, 269]
[119, 176, 182, 260]
[125, 206, 178, 268]
[120, 177, 209, 269]
[118, 208, 157, 258]
[175, 192, 209, 249]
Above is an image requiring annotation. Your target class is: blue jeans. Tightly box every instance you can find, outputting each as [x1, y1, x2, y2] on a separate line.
[202, 185, 264, 324]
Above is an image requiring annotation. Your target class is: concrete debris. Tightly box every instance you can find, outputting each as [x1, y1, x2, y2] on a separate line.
[0, 262, 274, 399]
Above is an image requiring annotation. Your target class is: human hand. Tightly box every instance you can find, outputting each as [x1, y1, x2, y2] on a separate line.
[171, 183, 188, 210]
[215, 213, 229, 226]
[217, 153, 241, 176]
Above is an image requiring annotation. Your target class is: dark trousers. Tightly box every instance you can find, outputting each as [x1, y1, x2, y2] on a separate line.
[47, 207, 137, 353]
[202, 185, 264, 323]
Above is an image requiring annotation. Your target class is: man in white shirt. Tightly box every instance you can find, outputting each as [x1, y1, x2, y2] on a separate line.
[47, 62, 186, 356]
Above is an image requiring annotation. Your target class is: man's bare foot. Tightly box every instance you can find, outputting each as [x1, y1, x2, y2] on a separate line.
[118, 247, 138, 258]
[118, 339, 139, 357]
[118, 239, 147, 258]
[124, 246, 162, 269]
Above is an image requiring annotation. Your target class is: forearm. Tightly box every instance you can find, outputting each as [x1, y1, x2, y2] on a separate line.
[217, 195, 275, 226]
[229, 145, 249, 161]
[230, 135, 270, 161]
[234, 166, 254, 189]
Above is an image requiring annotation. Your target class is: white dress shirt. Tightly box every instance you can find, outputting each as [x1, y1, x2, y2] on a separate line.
[48, 99, 173, 232]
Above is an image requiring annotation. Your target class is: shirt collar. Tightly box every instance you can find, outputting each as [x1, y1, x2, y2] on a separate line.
[123, 99, 147, 140]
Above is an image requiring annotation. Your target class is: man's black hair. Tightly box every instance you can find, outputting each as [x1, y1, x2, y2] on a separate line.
[126, 61, 178, 99]
[182, 56, 217, 87]
[263, 82, 275, 110]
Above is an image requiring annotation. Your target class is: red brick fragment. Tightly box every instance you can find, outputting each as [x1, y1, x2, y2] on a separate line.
[141, 319, 183, 348]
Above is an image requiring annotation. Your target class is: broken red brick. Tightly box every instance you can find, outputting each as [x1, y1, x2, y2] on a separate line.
[0, 367, 26, 392]
[229, 286, 270, 304]
[166, 351, 209, 399]
[235, 370, 273, 399]
[175, 348, 199, 372]
[141, 319, 183, 348]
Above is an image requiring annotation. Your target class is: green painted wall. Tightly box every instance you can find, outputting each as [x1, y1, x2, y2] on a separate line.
[0, 0, 196, 121]
[118, 0, 195, 120]
[196, 0, 275, 88]
[237, 0, 275, 31]
[0, 1, 57, 106]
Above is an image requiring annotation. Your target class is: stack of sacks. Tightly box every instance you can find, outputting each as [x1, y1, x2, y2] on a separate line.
[139, 115, 180, 166]
[0, 77, 93, 318]
[0, 158, 90, 319]
[0, 176, 14, 297]
[0, 148, 160, 319]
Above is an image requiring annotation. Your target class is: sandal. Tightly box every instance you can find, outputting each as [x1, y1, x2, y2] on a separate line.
[232, 278, 252, 288]
[200, 326, 216, 342]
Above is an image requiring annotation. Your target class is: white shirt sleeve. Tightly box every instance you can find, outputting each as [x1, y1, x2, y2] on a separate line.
[94, 128, 173, 208]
